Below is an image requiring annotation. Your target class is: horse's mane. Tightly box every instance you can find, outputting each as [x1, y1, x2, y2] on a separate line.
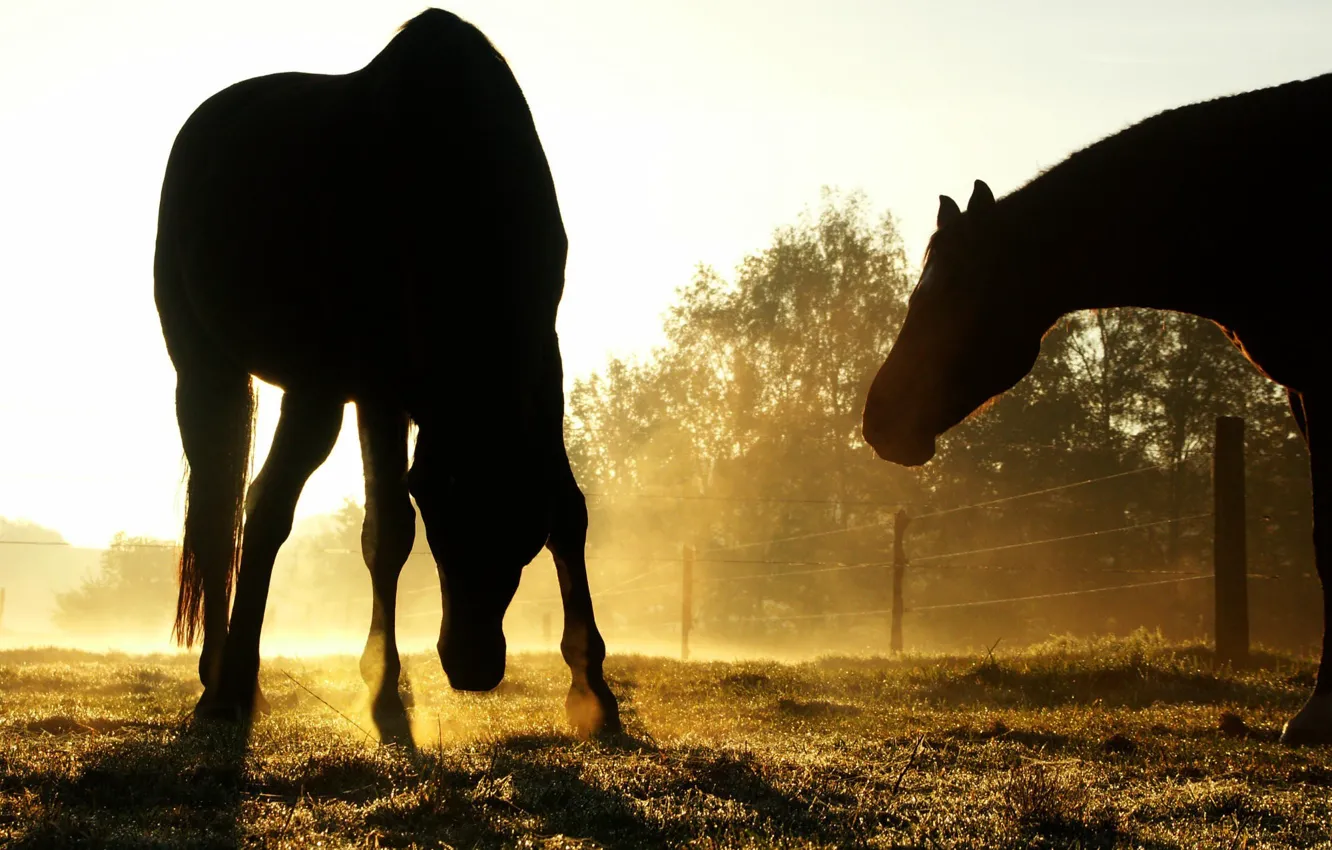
[1002, 74, 1331, 239]
[919, 73, 1332, 295]
[920, 231, 940, 269]
[918, 210, 968, 276]
[913, 228, 952, 298]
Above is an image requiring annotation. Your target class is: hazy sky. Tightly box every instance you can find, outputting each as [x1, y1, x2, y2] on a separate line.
[0, 0, 1328, 548]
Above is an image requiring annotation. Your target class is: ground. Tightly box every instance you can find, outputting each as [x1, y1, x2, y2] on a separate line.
[2, 632, 1330, 848]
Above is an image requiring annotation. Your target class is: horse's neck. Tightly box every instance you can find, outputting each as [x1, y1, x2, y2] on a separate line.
[994, 190, 1234, 331]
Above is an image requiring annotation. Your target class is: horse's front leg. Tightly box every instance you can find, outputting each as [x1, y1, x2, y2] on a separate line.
[547, 458, 622, 739]
[356, 404, 416, 734]
[1282, 390, 1332, 745]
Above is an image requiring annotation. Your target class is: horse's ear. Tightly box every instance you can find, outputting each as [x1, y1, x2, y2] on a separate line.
[937, 195, 962, 228]
[967, 179, 995, 213]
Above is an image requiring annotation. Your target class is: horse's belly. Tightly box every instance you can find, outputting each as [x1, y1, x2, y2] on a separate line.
[1219, 322, 1318, 393]
[176, 256, 407, 398]
[233, 314, 407, 400]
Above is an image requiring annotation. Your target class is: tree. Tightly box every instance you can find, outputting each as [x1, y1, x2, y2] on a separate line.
[54, 532, 179, 635]
[563, 187, 1315, 652]
[266, 497, 442, 637]
[0, 518, 65, 545]
[568, 190, 920, 635]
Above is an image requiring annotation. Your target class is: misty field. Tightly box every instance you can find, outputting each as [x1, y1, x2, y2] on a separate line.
[2, 633, 1331, 849]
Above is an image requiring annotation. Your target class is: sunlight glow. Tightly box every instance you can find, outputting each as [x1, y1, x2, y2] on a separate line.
[0, 0, 1327, 568]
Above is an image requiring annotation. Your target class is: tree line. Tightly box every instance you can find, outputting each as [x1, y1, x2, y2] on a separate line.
[42, 188, 1317, 654]
[564, 189, 1314, 652]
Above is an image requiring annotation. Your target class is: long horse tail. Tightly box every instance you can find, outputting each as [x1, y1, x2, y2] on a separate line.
[173, 371, 257, 647]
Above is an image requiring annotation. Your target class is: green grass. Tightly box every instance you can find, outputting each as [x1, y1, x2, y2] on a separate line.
[2, 630, 1330, 848]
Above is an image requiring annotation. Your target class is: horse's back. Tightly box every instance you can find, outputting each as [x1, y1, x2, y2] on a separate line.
[155, 68, 399, 389]
[1203, 72, 1332, 190]
[1102, 72, 1332, 211]
[159, 70, 385, 274]
[1013, 71, 1332, 391]
[1097, 74, 1332, 289]
[1168, 73, 1332, 389]
[154, 13, 566, 400]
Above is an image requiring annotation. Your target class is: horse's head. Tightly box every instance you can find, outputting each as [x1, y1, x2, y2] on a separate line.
[862, 180, 1050, 466]
[409, 345, 559, 692]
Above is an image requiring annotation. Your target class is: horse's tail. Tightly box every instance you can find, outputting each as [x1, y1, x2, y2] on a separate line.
[173, 372, 257, 647]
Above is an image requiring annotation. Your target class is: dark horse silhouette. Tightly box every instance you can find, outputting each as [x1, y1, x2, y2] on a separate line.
[154, 8, 620, 737]
[862, 73, 1331, 745]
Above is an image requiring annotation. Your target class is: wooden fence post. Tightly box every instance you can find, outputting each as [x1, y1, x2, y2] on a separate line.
[891, 511, 911, 653]
[682, 544, 695, 661]
[1213, 415, 1249, 667]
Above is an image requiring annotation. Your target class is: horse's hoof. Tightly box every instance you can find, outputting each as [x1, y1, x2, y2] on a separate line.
[1280, 720, 1332, 746]
[566, 682, 623, 740]
[194, 685, 269, 723]
[1273, 724, 1326, 746]
[1280, 693, 1332, 747]
[193, 695, 247, 724]
[369, 692, 414, 747]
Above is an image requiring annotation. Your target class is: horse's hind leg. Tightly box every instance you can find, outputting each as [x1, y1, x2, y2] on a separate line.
[547, 453, 622, 738]
[1281, 390, 1332, 745]
[355, 402, 416, 728]
[174, 367, 255, 709]
[204, 390, 343, 722]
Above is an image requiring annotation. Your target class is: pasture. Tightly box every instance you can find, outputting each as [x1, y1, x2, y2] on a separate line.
[2, 632, 1330, 848]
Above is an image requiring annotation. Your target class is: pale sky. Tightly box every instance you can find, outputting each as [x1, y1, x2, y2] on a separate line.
[0, 0, 1328, 548]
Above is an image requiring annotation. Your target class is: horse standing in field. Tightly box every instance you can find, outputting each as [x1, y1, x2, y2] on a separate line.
[154, 8, 620, 737]
[862, 72, 1331, 744]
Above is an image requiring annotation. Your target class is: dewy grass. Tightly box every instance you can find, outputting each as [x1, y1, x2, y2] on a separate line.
[1, 632, 1330, 848]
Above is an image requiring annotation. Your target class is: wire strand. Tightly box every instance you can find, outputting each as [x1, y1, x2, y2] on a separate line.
[911, 462, 1180, 521]
[696, 463, 1182, 555]
[908, 574, 1212, 612]
[715, 574, 1211, 623]
[911, 513, 1212, 563]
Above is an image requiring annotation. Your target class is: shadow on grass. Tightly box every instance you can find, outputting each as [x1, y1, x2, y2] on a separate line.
[776, 697, 862, 719]
[1012, 813, 1178, 850]
[8, 719, 248, 849]
[372, 731, 865, 849]
[493, 738, 853, 847]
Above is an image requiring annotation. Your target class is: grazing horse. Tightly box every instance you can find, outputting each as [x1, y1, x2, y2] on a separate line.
[154, 8, 620, 738]
[862, 72, 1331, 744]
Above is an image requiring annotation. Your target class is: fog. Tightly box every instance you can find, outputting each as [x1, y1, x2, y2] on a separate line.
[1, 194, 1318, 664]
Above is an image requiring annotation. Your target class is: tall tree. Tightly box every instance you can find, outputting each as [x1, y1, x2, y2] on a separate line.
[564, 188, 1313, 649]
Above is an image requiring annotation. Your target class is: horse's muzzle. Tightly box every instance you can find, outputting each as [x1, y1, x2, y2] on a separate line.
[439, 630, 507, 692]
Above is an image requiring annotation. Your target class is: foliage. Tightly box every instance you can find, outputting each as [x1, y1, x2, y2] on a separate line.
[566, 188, 1314, 651]
[0, 517, 65, 545]
[265, 498, 442, 637]
[52, 532, 178, 634]
[39, 188, 1314, 654]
